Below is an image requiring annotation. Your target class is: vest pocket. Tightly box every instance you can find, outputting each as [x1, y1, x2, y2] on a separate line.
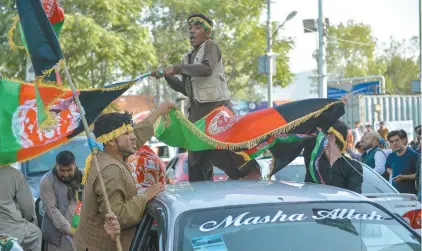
[192, 78, 221, 102]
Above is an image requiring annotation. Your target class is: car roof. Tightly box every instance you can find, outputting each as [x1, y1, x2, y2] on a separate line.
[153, 180, 369, 215]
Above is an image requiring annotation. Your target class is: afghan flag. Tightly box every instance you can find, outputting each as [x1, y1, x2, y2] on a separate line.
[0, 79, 134, 166]
[154, 98, 345, 176]
[308, 130, 328, 184]
[18, 0, 65, 51]
[15, 0, 65, 127]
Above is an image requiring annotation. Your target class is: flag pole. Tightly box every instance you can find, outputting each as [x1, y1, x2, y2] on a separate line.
[63, 66, 123, 251]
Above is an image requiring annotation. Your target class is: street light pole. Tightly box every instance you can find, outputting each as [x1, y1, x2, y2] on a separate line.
[317, 0, 327, 98]
[266, 0, 273, 107]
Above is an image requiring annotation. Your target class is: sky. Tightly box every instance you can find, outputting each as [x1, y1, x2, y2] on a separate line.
[271, 0, 420, 73]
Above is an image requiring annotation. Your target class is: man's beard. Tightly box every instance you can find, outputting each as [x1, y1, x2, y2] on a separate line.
[116, 143, 135, 157]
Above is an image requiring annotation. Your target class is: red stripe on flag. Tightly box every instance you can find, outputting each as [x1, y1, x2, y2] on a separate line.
[42, 0, 64, 24]
[16, 84, 77, 162]
[206, 107, 287, 143]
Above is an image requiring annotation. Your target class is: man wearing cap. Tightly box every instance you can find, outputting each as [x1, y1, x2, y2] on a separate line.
[75, 102, 174, 251]
[152, 13, 260, 181]
[303, 120, 363, 193]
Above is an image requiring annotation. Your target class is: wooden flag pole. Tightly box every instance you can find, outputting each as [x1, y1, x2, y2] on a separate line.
[63, 66, 123, 251]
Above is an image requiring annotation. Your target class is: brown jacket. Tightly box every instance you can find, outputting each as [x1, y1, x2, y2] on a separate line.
[75, 119, 154, 251]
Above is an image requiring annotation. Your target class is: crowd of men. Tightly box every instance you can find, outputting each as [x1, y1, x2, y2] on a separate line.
[347, 122, 421, 200]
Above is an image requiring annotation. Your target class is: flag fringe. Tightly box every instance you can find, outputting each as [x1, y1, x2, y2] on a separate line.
[168, 101, 342, 151]
[8, 15, 25, 51]
[36, 59, 66, 85]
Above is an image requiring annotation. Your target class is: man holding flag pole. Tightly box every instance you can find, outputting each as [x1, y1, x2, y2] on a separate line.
[10, 0, 173, 250]
[152, 13, 262, 181]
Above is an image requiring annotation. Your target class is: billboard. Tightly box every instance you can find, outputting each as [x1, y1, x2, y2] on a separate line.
[327, 81, 380, 99]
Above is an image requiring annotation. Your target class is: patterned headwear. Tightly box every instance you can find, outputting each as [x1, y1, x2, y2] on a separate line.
[188, 13, 213, 32]
[327, 126, 347, 153]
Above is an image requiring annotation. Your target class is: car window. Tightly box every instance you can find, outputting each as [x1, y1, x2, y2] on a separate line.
[183, 158, 188, 173]
[151, 146, 170, 158]
[166, 157, 178, 171]
[24, 139, 89, 174]
[272, 162, 396, 194]
[176, 202, 420, 251]
[213, 167, 225, 175]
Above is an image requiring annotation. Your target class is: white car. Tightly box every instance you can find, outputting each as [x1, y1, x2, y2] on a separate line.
[257, 156, 422, 230]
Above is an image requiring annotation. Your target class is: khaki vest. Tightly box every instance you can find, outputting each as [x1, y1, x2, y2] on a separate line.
[182, 40, 230, 103]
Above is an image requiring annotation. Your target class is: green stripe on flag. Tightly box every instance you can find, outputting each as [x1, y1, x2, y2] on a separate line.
[309, 131, 325, 183]
[155, 109, 215, 151]
[0, 80, 21, 165]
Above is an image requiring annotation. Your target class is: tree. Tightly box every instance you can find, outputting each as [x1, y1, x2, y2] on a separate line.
[325, 20, 382, 79]
[0, 0, 157, 88]
[145, 0, 294, 100]
[379, 37, 419, 94]
[324, 21, 418, 95]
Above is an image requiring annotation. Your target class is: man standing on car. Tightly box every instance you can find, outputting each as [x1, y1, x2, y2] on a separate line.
[303, 120, 364, 193]
[39, 151, 83, 251]
[0, 165, 41, 250]
[151, 13, 261, 181]
[75, 103, 173, 251]
[386, 131, 418, 194]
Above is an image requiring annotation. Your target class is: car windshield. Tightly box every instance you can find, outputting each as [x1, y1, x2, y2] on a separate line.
[24, 139, 89, 174]
[268, 160, 397, 194]
[176, 202, 420, 251]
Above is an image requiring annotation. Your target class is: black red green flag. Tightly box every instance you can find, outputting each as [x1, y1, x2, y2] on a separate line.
[154, 98, 345, 176]
[0, 79, 134, 166]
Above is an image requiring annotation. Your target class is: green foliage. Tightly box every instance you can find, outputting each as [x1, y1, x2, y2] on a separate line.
[326, 21, 419, 94]
[0, 8, 26, 80]
[1, 0, 295, 98]
[326, 20, 380, 78]
[379, 37, 419, 94]
[0, 0, 156, 88]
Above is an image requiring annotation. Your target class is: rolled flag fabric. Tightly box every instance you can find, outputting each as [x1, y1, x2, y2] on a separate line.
[154, 98, 345, 176]
[308, 130, 328, 184]
[19, 0, 65, 51]
[0, 79, 135, 167]
[16, 0, 65, 127]
[128, 145, 167, 194]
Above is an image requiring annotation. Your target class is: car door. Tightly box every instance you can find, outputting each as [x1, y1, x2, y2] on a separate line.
[130, 203, 168, 251]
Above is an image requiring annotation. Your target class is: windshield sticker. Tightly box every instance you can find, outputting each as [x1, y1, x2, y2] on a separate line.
[191, 234, 228, 251]
[199, 209, 385, 232]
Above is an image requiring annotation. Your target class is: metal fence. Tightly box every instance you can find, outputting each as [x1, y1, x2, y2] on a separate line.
[342, 95, 421, 128]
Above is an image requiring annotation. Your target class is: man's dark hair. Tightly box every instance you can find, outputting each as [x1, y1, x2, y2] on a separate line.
[56, 151, 75, 166]
[380, 121, 384, 125]
[366, 124, 372, 129]
[415, 125, 421, 135]
[355, 141, 362, 150]
[93, 111, 133, 138]
[187, 13, 214, 28]
[330, 120, 348, 150]
[398, 129, 408, 139]
[387, 130, 401, 141]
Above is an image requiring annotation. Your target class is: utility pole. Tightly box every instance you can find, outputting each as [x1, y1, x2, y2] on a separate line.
[266, 0, 273, 107]
[317, 0, 327, 98]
